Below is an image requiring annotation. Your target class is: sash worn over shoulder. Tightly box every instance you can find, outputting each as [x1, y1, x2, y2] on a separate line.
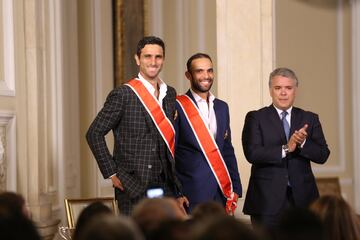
[125, 79, 175, 158]
[176, 94, 237, 214]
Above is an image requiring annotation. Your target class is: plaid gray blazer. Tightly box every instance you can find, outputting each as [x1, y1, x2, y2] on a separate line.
[86, 83, 181, 201]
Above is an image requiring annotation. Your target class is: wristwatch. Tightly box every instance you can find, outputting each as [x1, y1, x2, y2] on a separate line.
[282, 144, 290, 155]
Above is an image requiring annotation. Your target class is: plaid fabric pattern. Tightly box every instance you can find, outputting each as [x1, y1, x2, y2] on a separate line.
[86, 84, 181, 214]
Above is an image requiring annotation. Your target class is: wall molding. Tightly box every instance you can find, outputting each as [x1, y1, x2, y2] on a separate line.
[351, 0, 360, 213]
[48, 0, 65, 214]
[0, 111, 16, 191]
[175, 0, 188, 93]
[149, 0, 163, 37]
[0, 0, 15, 96]
[313, 0, 346, 174]
[196, 0, 206, 52]
[216, 0, 229, 98]
[91, 1, 115, 196]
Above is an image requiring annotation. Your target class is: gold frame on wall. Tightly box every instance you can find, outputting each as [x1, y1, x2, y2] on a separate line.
[316, 177, 341, 197]
[113, 0, 145, 86]
[64, 197, 118, 228]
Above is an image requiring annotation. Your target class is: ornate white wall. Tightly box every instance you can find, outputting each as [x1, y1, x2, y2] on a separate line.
[0, 112, 16, 192]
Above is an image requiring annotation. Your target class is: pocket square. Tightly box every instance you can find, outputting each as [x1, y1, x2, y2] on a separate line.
[224, 130, 229, 140]
[174, 110, 178, 121]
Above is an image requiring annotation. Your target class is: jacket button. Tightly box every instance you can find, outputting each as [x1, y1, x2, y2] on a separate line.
[148, 165, 152, 169]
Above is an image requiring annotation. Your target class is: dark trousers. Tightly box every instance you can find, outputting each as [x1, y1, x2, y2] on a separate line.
[187, 187, 226, 213]
[115, 172, 175, 215]
[250, 187, 295, 228]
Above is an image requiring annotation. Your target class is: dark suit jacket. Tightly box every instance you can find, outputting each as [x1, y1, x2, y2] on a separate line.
[242, 105, 330, 215]
[86, 82, 181, 213]
[175, 90, 242, 210]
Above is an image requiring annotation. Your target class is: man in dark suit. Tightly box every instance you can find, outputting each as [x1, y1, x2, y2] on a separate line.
[242, 67, 330, 227]
[86, 36, 188, 215]
[175, 53, 242, 214]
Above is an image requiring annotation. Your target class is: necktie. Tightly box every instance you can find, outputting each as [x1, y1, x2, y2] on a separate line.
[281, 111, 290, 140]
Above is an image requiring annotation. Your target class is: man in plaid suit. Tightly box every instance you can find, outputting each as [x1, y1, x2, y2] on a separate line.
[86, 36, 188, 215]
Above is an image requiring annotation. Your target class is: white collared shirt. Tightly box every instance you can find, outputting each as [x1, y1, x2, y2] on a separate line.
[190, 89, 217, 138]
[137, 73, 167, 107]
[274, 105, 292, 127]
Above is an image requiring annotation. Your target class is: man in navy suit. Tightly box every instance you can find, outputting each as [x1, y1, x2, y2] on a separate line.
[242, 67, 330, 227]
[175, 53, 242, 214]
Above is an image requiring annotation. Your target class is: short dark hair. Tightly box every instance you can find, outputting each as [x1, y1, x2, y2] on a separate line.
[0, 192, 26, 218]
[73, 201, 113, 240]
[269, 67, 299, 87]
[186, 53, 212, 72]
[136, 36, 165, 57]
[192, 201, 226, 221]
[277, 208, 324, 240]
[196, 216, 260, 240]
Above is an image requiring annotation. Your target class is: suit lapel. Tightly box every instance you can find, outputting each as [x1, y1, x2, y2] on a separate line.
[268, 105, 287, 142]
[214, 100, 224, 145]
[134, 88, 163, 134]
[290, 107, 302, 135]
[139, 102, 156, 132]
[185, 90, 197, 107]
[162, 91, 171, 118]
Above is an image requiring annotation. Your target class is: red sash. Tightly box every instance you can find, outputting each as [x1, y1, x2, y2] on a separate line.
[176, 94, 237, 214]
[125, 79, 175, 158]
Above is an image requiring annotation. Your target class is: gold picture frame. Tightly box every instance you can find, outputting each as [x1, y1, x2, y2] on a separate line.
[64, 197, 118, 228]
[113, 0, 145, 86]
[316, 177, 341, 197]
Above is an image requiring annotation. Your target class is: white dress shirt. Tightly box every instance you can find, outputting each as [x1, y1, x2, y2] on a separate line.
[190, 89, 217, 138]
[137, 73, 167, 106]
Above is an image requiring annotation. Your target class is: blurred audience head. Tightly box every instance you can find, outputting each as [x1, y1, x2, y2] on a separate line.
[151, 219, 194, 240]
[195, 215, 260, 240]
[76, 214, 143, 240]
[73, 201, 114, 240]
[0, 191, 30, 218]
[0, 191, 41, 240]
[132, 197, 186, 239]
[191, 201, 226, 221]
[276, 207, 324, 240]
[310, 195, 360, 240]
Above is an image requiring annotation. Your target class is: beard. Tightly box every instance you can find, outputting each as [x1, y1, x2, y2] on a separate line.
[190, 78, 213, 93]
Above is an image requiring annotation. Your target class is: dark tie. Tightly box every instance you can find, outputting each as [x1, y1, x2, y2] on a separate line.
[282, 111, 292, 187]
[281, 111, 290, 140]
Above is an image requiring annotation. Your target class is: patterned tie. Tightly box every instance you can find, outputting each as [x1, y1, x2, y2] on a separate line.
[281, 111, 290, 140]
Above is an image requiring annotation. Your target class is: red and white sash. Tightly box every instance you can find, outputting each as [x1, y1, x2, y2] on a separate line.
[125, 79, 175, 158]
[176, 94, 237, 214]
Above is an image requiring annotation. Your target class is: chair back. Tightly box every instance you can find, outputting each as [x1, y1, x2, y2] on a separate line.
[64, 197, 118, 228]
[316, 177, 341, 197]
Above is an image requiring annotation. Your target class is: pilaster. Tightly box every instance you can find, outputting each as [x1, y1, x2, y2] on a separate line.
[216, 0, 274, 217]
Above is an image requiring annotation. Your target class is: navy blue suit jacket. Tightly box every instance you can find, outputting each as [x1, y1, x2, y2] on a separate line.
[175, 90, 242, 210]
[242, 105, 330, 216]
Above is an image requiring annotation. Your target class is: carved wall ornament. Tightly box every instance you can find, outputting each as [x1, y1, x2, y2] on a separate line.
[0, 127, 6, 191]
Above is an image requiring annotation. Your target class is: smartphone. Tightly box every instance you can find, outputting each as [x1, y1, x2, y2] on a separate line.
[146, 187, 164, 198]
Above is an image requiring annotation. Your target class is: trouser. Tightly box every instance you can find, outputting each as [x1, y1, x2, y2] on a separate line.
[250, 186, 295, 228]
[115, 172, 174, 215]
